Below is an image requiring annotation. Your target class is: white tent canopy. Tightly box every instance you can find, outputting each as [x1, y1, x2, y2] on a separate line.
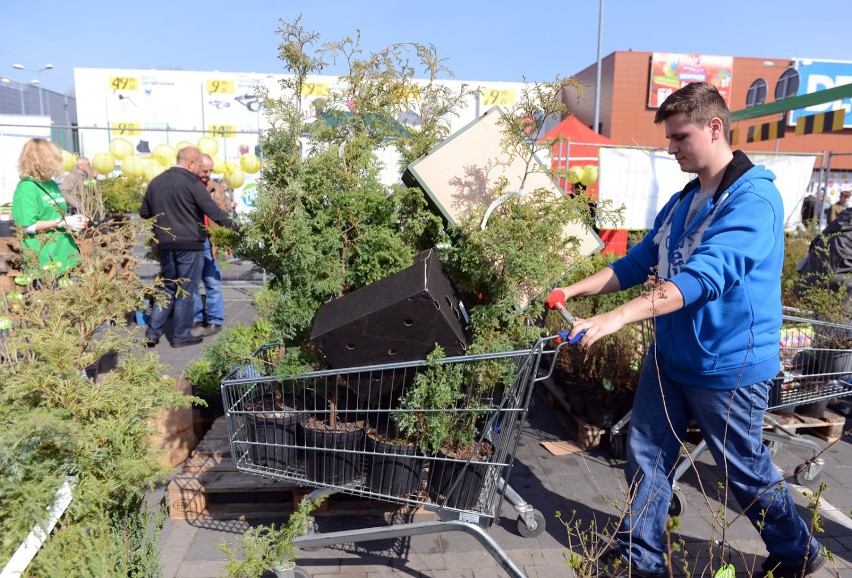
[598, 146, 818, 230]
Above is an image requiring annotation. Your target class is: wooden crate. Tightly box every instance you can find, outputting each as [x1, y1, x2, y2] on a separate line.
[541, 376, 605, 450]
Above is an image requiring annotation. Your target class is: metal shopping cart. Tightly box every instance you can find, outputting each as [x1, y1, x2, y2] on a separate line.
[600, 307, 852, 517]
[222, 339, 567, 578]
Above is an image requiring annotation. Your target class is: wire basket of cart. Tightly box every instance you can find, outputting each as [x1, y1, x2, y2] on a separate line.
[221, 339, 564, 578]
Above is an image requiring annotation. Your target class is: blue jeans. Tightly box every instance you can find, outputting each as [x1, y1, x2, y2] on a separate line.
[619, 348, 819, 574]
[193, 239, 224, 325]
[146, 249, 204, 343]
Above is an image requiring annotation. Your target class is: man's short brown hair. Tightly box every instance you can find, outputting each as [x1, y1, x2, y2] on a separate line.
[654, 82, 731, 143]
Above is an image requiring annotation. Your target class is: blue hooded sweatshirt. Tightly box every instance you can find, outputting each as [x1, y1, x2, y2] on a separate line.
[609, 151, 783, 389]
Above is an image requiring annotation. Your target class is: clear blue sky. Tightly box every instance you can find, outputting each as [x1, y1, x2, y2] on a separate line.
[1, 0, 848, 95]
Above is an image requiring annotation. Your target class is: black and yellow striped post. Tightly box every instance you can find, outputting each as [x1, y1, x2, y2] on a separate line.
[746, 119, 786, 143]
[795, 109, 846, 136]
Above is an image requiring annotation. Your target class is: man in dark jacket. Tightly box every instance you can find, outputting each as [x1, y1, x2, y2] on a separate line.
[140, 146, 238, 347]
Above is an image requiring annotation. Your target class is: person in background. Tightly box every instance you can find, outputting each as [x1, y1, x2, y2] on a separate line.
[12, 138, 86, 276]
[549, 82, 824, 578]
[827, 188, 850, 225]
[799, 191, 818, 232]
[59, 156, 93, 215]
[139, 146, 238, 348]
[191, 154, 229, 337]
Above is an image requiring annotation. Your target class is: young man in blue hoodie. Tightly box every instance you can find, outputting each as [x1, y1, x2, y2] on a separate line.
[549, 82, 824, 578]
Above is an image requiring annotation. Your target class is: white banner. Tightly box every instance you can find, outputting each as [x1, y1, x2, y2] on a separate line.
[598, 147, 817, 230]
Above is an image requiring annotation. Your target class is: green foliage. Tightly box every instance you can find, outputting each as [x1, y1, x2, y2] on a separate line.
[187, 318, 276, 395]
[781, 231, 811, 306]
[393, 346, 463, 455]
[30, 499, 167, 578]
[0, 219, 192, 572]
[220, 495, 325, 577]
[214, 19, 461, 352]
[98, 176, 145, 216]
[78, 176, 145, 220]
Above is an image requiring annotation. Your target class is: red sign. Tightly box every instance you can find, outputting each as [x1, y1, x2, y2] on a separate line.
[648, 53, 734, 108]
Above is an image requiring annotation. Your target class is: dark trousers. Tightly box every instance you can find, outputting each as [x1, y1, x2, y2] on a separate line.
[146, 249, 204, 343]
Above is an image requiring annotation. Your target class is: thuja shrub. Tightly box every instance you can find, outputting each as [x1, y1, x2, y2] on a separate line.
[0, 219, 191, 575]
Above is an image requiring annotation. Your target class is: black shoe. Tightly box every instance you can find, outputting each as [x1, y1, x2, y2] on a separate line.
[199, 324, 222, 337]
[145, 337, 159, 348]
[760, 550, 826, 578]
[593, 548, 667, 578]
[171, 336, 203, 348]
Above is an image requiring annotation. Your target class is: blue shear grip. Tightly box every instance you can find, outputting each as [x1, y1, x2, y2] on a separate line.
[558, 328, 587, 344]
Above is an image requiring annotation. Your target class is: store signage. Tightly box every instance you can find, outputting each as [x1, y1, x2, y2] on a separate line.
[648, 52, 733, 108]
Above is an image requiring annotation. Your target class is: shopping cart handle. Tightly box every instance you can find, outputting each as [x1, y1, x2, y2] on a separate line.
[556, 329, 586, 344]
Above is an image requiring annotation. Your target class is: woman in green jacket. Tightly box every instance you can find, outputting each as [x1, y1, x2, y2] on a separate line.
[11, 138, 85, 276]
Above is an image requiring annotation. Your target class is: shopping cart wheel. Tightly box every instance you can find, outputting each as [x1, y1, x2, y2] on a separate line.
[794, 462, 822, 486]
[609, 431, 627, 460]
[668, 489, 687, 517]
[517, 509, 546, 538]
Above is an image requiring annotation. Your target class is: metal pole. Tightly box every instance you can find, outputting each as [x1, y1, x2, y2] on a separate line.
[37, 85, 44, 116]
[593, 0, 604, 133]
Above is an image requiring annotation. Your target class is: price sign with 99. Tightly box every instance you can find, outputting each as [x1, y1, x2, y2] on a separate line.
[108, 77, 139, 91]
[112, 122, 141, 136]
[206, 79, 235, 94]
[482, 88, 516, 106]
[301, 82, 330, 97]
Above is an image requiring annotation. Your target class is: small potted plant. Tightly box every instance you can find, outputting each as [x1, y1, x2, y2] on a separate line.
[392, 346, 497, 510]
[220, 495, 324, 578]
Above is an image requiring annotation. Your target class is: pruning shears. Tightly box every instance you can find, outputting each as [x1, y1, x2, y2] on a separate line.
[553, 304, 587, 344]
[543, 290, 587, 345]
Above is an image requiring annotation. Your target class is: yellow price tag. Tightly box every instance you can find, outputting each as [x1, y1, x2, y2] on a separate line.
[404, 85, 421, 100]
[207, 125, 237, 138]
[301, 82, 330, 97]
[112, 122, 141, 136]
[482, 88, 516, 106]
[206, 79, 235, 94]
[108, 76, 139, 91]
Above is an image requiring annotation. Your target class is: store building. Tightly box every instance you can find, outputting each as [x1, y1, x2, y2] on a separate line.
[565, 51, 852, 181]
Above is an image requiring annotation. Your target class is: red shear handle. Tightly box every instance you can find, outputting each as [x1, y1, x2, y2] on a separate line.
[546, 288, 566, 310]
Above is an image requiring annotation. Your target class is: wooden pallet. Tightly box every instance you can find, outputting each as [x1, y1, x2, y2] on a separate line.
[769, 409, 847, 443]
[0, 236, 21, 293]
[168, 417, 434, 521]
[540, 376, 606, 450]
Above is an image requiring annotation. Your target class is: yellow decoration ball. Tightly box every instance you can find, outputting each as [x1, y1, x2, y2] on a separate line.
[175, 140, 195, 152]
[61, 150, 77, 172]
[223, 162, 236, 176]
[121, 155, 144, 179]
[92, 152, 115, 175]
[224, 167, 245, 189]
[108, 138, 134, 160]
[153, 144, 176, 167]
[565, 166, 584, 184]
[580, 165, 599, 187]
[240, 153, 261, 174]
[143, 160, 166, 183]
[197, 136, 219, 156]
[211, 155, 225, 174]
